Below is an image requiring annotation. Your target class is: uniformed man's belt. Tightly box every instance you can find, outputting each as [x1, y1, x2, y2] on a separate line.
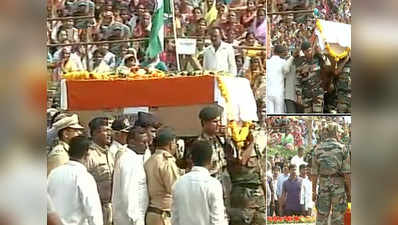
[234, 183, 261, 189]
[147, 207, 171, 217]
[320, 174, 343, 178]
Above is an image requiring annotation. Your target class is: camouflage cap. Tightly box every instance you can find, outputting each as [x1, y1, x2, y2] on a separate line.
[198, 105, 223, 121]
[156, 127, 176, 146]
[323, 122, 344, 138]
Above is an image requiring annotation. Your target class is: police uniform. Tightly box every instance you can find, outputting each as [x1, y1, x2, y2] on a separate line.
[336, 58, 351, 113]
[312, 123, 350, 225]
[227, 127, 266, 225]
[86, 142, 114, 225]
[47, 113, 84, 175]
[144, 128, 181, 225]
[144, 149, 180, 225]
[197, 106, 232, 218]
[47, 141, 70, 175]
[296, 42, 324, 113]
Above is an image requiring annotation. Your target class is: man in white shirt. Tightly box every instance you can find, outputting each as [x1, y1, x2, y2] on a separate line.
[266, 45, 294, 113]
[48, 136, 103, 225]
[290, 147, 308, 175]
[112, 126, 151, 225]
[299, 165, 313, 216]
[203, 27, 237, 76]
[172, 140, 227, 225]
[271, 166, 281, 216]
[109, 118, 131, 158]
[284, 49, 300, 113]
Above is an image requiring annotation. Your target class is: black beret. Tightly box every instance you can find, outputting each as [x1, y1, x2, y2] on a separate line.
[156, 127, 176, 146]
[199, 105, 223, 121]
[136, 112, 161, 128]
[88, 117, 109, 132]
[301, 41, 311, 51]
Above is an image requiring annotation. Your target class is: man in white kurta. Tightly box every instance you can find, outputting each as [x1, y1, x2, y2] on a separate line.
[47, 136, 103, 225]
[290, 147, 308, 175]
[299, 165, 314, 216]
[203, 27, 237, 76]
[171, 140, 227, 225]
[112, 127, 151, 225]
[266, 45, 294, 113]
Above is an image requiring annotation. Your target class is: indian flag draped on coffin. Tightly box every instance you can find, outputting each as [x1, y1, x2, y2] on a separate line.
[315, 19, 351, 61]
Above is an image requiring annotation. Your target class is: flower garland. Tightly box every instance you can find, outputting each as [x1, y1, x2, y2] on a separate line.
[316, 20, 350, 62]
[216, 76, 252, 148]
[228, 121, 252, 148]
[267, 215, 316, 224]
[62, 70, 167, 80]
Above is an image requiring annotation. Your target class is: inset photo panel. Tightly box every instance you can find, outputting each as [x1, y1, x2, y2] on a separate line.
[266, 115, 351, 225]
[266, 0, 351, 114]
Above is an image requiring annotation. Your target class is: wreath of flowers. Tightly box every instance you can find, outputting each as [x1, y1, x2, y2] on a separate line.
[316, 19, 350, 62]
[216, 76, 252, 148]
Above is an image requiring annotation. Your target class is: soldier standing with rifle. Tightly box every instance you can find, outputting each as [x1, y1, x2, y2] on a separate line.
[311, 122, 351, 225]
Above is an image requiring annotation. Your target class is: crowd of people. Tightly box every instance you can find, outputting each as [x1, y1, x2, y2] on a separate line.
[266, 0, 351, 113]
[47, 105, 268, 225]
[265, 116, 351, 225]
[46, 0, 266, 83]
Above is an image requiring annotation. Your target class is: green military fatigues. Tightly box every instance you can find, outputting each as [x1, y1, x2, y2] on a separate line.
[227, 128, 266, 225]
[336, 59, 351, 113]
[312, 137, 350, 225]
[296, 56, 324, 113]
[197, 133, 232, 213]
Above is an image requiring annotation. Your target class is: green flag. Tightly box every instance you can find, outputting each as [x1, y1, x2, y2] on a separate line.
[146, 0, 169, 59]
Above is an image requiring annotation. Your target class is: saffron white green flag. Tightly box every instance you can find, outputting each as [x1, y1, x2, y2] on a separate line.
[146, 0, 171, 59]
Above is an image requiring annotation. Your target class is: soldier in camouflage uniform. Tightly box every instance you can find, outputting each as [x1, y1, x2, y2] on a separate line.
[296, 41, 324, 113]
[335, 55, 351, 113]
[227, 124, 267, 225]
[85, 117, 115, 225]
[311, 122, 351, 225]
[196, 106, 232, 220]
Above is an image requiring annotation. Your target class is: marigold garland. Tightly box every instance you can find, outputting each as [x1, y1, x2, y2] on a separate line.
[62, 70, 167, 80]
[216, 76, 252, 148]
[316, 19, 350, 62]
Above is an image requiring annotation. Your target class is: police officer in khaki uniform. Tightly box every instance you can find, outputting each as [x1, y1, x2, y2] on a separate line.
[196, 105, 232, 220]
[144, 127, 181, 225]
[85, 117, 114, 225]
[47, 113, 84, 175]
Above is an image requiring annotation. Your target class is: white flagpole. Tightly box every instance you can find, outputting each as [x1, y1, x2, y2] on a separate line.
[170, 0, 181, 71]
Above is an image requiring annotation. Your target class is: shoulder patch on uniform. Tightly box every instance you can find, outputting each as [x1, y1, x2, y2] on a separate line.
[163, 152, 173, 159]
